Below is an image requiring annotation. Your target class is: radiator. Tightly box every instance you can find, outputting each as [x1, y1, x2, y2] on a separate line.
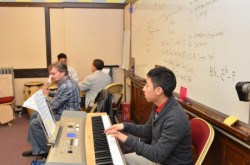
[0, 67, 14, 74]
[0, 67, 15, 98]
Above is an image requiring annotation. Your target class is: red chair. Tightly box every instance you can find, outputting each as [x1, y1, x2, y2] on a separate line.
[190, 118, 215, 165]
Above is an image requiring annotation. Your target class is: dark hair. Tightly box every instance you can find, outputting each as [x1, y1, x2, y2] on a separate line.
[147, 67, 176, 97]
[57, 53, 67, 60]
[93, 59, 104, 70]
[48, 61, 68, 76]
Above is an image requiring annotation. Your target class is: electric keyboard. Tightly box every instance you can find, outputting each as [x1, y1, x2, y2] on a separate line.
[45, 111, 125, 165]
[91, 115, 125, 165]
[45, 111, 86, 165]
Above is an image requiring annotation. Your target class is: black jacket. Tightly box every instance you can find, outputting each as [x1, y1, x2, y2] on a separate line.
[95, 89, 115, 124]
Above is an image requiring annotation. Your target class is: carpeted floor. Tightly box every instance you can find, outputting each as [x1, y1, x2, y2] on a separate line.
[0, 113, 36, 165]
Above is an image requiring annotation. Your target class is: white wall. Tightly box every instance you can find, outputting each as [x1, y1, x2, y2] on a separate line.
[0, 7, 125, 105]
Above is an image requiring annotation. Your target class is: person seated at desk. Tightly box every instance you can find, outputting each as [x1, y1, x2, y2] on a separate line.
[48, 53, 79, 83]
[22, 61, 81, 158]
[78, 59, 112, 111]
[105, 67, 193, 165]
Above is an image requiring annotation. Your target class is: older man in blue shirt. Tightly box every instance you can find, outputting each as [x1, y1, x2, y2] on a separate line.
[22, 61, 81, 158]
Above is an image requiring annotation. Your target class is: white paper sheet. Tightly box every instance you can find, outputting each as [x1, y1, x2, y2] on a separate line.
[23, 90, 55, 137]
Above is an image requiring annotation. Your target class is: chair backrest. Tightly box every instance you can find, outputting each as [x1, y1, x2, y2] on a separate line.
[104, 83, 123, 112]
[89, 103, 97, 113]
[90, 89, 116, 124]
[190, 118, 215, 165]
[0, 74, 14, 98]
[88, 83, 123, 124]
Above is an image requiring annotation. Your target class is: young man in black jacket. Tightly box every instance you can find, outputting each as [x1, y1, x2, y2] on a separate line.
[105, 67, 193, 165]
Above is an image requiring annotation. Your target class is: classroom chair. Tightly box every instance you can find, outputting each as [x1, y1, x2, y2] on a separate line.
[0, 71, 15, 126]
[104, 82, 123, 114]
[0, 96, 15, 126]
[190, 117, 215, 165]
[89, 82, 123, 113]
[89, 83, 123, 124]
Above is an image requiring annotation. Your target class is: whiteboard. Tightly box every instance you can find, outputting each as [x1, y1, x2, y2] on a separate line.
[131, 0, 250, 123]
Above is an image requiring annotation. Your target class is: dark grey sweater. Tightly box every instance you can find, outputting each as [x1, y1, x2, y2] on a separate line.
[124, 95, 193, 165]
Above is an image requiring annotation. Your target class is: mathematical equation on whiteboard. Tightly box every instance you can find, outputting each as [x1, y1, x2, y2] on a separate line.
[209, 65, 236, 82]
[173, 65, 236, 83]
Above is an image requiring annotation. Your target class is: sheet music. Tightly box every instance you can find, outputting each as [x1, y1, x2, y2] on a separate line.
[23, 90, 56, 137]
[102, 68, 111, 75]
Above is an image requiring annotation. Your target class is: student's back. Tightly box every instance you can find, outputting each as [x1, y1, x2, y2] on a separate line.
[78, 59, 112, 109]
[79, 70, 112, 108]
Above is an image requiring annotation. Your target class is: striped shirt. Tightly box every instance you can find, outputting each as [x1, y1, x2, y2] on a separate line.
[48, 76, 81, 116]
